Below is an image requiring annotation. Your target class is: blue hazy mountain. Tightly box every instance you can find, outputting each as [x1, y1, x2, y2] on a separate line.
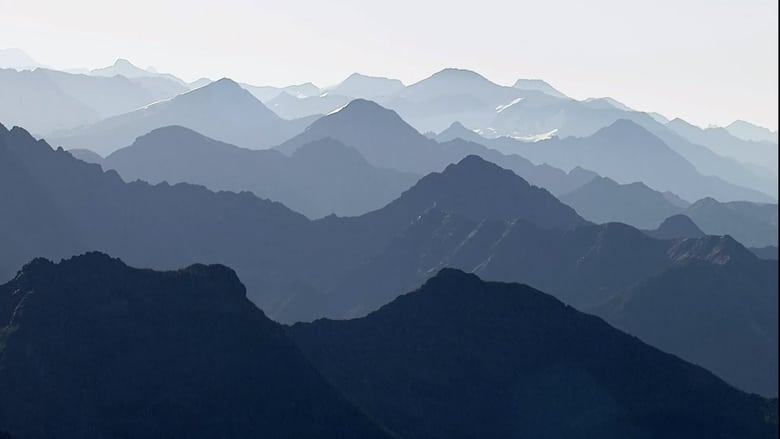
[241, 81, 322, 102]
[327, 73, 405, 98]
[277, 98, 598, 195]
[0, 253, 390, 438]
[644, 214, 706, 240]
[0, 48, 43, 70]
[727, 120, 779, 144]
[0, 67, 186, 135]
[98, 125, 419, 218]
[289, 269, 777, 438]
[48, 78, 313, 155]
[668, 117, 778, 172]
[512, 78, 567, 98]
[560, 176, 684, 229]
[457, 118, 774, 202]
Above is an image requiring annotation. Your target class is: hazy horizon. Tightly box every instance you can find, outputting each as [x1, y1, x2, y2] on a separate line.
[1, 0, 777, 130]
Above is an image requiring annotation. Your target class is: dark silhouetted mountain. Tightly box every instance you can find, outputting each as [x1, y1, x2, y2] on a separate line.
[685, 197, 778, 247]
[48, 78, 312, 155]
[327, 73, 405, 98]
[0, 48, 42, 69]
[645, 214, 706, 240]
[266, 91, 349, 119]
[101, 126, 419, 218]
[289, 269, 777, 438]
[599, 245, 778, 396]
[241, 82, 321, 102]
[560, 176, 683, 229]
[668, 118, 778, 172]
[67, 147, 103, 164]
[512, 78, 567, 98]
[750, 246, 778, 260]
[0, 253, 390, 438]
[277, 99, 598, 195]
[379, 155, 587, 228]
[727, 120, 778, 144]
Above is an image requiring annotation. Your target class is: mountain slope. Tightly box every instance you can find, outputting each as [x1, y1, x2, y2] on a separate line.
[599, 254, 778, 396]
[289, 269, 777, 439]
[48, 78, 311, 155]
[0, 253, 390, 438]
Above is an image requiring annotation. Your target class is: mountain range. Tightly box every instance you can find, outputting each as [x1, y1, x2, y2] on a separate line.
[88, 126, 419, 218]
[48, 78, 313, 155]
[0, 253, 390, 438]
[289, 268, 777, 438]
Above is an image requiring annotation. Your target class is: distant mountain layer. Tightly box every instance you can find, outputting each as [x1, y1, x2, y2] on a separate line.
[278, 98, 597, 195]
[289, 269, 777, 439]
[0, 67, 187, 135]
[0, 253, 390, 438]
[560, 176, 778, 247]
[48, 78, 312, 155]
[727, 120, 778, 143]
[667, 118, 778, 172]
[98, 126, 419, 218]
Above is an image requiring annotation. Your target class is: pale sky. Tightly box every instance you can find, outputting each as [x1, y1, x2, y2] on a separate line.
[1, 0, 777, 130]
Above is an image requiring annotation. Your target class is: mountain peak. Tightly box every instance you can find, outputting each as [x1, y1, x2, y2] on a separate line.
[512, 79, 567, 98]
[431, 67, 489, 81]
[113, 58, 135, 68]
[392, 155, 587, 229]
[652, 214, 706, 240]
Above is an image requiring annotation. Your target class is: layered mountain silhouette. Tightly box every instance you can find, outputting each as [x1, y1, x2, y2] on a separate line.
[727, 120, 778, 143]
[668, 117, 778, 172]
[278, 98, 597, 195]
[468, 118, 774, 202]
[241, 81, 321, 102]
[560, 176, 684, 229]
[0, 253, 390, 438]
[599, 244, 778, 396]
[557, 173, 777, 247]
[327, 73, 405, 98]
[289, 269, 777, 438]
[2, 123, 776, 396]
[98, 126, 419, 218]
[512, 78, 567, 98]
[265, 91, 350, 119]
[685, 197, 778, 248]
[90, 58, 187, 87]
[48, 78, 312, 155]
[0, 122, 310, 313]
